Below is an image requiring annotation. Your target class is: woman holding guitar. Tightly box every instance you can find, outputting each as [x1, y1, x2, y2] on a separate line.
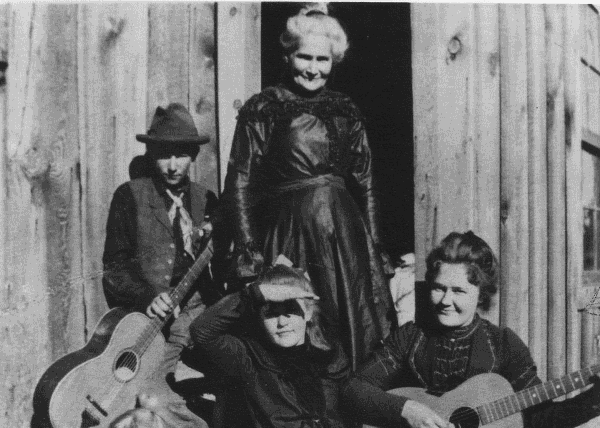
[341, 231, 600, 428]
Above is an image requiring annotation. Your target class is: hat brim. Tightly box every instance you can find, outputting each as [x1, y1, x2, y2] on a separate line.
[136, 134, 210, 145]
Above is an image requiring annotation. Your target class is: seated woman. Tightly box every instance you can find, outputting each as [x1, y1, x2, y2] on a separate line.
[189, 261, 351, 428]
[341, 231, 600, 428]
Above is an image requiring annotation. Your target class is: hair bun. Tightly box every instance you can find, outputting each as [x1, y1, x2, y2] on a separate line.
[300, 2, 328, 16]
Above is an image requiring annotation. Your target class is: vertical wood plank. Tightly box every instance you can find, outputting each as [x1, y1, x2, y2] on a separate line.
[0, 3, 6, 290]
[582, 311, 595, 367]
[147, 3, 190, 124]
[582, 63, 590, 132]
[2, 3, 82, 425]
[190, 3, 218, 194]
[564, 4, 583, 376]
[499, 4, 529, 342]
[244, 3, 261, 102]
[473, 3, 500, 324]
[40, 3, 83, 356]
[0, 6, 46, 427]
[435, 3, 477, 240]
[78, 3, 148, 334]
[589, 67, 600, 136]
[545, 4, 567, 380]
[412, 3, 440, 280]
[585, 6, 599, 69]
[216, 2, 261, 192]
[526, 4, 548, 380]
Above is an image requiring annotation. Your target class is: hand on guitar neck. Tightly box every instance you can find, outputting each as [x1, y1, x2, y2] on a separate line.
[146, 293, 180, 320]
[402, 399, 453, 428]
[145, 224, 212, 321]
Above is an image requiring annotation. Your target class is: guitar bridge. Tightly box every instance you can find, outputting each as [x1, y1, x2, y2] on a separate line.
[86, 394, 108, 417]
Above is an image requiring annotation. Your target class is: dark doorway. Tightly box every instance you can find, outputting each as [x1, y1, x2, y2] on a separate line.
[261, 2, 414, 258]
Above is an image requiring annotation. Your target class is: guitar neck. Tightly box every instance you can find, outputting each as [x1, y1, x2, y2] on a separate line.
[140, 239, 214, 349]
[478, 364, 600, 425]
[167, 240, 214, 310]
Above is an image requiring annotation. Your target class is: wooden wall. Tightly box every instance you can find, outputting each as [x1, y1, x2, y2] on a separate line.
[0, 3, 260, 426]
[413, 3, 595, 386]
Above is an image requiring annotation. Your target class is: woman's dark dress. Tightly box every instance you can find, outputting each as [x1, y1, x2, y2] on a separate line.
[222, 84, 394, 368]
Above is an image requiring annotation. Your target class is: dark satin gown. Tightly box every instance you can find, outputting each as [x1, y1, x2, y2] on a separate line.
[222, 83, 393, 368]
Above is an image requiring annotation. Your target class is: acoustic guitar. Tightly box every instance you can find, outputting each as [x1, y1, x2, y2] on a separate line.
[32, 239, 214, 428]
[365, 364, 599, 428]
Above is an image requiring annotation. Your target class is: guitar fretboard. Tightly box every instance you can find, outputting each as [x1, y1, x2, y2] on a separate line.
[477, 364, 600, 425]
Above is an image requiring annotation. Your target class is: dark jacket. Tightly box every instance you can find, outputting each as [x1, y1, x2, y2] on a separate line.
[103, 176, 217, 312]
[190, 285, 351, 428]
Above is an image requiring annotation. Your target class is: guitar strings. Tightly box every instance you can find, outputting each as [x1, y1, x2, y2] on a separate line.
[442, 364, 600, 425]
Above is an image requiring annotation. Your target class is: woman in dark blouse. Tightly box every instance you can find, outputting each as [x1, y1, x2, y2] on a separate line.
[190, 262, 350, 428]
[341, 231, 600, 428]
[221, 3, 393, 370]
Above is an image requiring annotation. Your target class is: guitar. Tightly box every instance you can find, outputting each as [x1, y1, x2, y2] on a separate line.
[32, 238, 214, 428]
[364, 364, 600, 428]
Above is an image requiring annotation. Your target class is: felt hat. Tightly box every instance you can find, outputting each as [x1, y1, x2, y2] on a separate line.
[136, 103, 209, 145]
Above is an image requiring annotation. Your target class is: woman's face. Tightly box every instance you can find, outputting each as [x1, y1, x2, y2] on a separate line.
[430, 263, 480, 328]
[288, 34, 333, 92]
[261, 299, 312, 348]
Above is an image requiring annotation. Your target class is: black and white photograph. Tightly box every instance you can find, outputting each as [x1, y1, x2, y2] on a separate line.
[2, 2, 600, 427]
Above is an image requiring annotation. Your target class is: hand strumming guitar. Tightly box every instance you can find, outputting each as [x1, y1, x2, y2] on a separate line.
[401, 399, 452, 428]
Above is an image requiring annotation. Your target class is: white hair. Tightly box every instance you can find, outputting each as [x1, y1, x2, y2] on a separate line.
[280, 5, 349, 64]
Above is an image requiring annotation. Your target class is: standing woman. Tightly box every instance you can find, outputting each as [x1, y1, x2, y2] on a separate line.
[221, 3, 393, 369]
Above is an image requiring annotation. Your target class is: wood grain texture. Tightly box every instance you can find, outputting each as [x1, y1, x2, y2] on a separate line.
[189, 3, 218, 193]
[545, 4, 567, 380]
[435, 3, 476, 241]
[499, 4, 530, 342]
[587, 67, 600, 135]
[564, 4, 583, 376]
[147, 3, 189, 123]
[0, 3, 7, 291]
[526, 4, 548, 381]
[216, 3, 261, 191]
[78, 3, 148, 337]
[3, 4, 60, 426]
[243, 3, 261, 102]
[473, 3, 500, 325]
[412, 3, 440, 281]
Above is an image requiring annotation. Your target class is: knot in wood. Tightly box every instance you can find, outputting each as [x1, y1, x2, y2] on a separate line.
[0, 59, 6, 87]
[230, 6, 238, 17]
[233, 99, 243, 110]
[20, 147, 51, 181]
[104, 17, 125, 39]
[448, 36, 462, 59]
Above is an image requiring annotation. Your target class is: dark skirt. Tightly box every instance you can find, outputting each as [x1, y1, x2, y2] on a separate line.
[260, 175, 392, 369]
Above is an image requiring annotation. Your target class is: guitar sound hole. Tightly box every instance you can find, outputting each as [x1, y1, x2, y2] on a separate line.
[449, 406, 480, 428]
[113, 351, 139, 383]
